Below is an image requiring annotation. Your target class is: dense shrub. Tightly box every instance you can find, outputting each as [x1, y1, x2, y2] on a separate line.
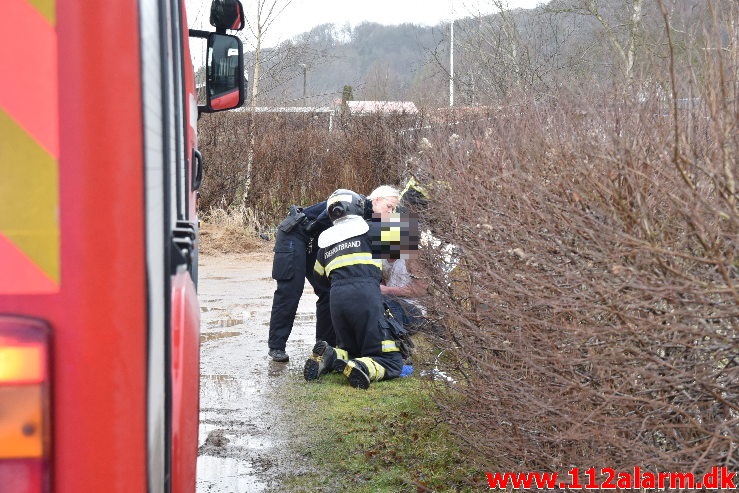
[413, 27, 737, 474]
[197, 110, 421, 229]
[418, 94, 736, 473]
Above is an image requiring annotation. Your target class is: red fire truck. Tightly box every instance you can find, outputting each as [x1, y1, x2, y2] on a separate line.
[0, 0, 245, 492]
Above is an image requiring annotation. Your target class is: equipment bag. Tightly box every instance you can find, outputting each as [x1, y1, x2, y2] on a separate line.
[380, 302, 414, 360]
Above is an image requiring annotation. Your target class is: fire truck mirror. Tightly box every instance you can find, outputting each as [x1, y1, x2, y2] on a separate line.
[210, 0, 245, 32]
[203, 33, 246, 113]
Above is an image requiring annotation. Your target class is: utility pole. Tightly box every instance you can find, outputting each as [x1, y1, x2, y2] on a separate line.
[299, 63, 307, 106]
[449, 0, 454, 107]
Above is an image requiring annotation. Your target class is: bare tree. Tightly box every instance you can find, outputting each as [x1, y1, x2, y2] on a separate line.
[546, 0, 645, 79]
[441, 1, 580, 103]
[490, 0, 527, 90]
[240, 0, 293, 220]
[361, 61, 404, 100]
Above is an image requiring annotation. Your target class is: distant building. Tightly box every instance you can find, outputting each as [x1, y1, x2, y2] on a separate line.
[227, 101, 421, 132]
[345, 101, 419, 116]
[234, 105, 335, 130]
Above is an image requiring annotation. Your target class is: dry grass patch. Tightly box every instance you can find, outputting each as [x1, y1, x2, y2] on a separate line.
[199, 207, 273, 258]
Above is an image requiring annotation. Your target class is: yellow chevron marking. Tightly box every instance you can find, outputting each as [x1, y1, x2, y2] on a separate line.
[0, 109, 59, 283]
[27, 0, 55, 25]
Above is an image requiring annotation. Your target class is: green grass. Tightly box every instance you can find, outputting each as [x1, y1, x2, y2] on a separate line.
[275, 359, 485, 493]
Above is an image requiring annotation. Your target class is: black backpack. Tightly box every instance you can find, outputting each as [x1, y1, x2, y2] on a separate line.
[380, 303, 414, 360]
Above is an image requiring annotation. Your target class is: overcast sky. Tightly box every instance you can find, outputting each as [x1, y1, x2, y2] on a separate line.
[188, 0, 543, 48]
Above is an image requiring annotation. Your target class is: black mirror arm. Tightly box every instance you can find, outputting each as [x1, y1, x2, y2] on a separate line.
[188, 29, 210, 39]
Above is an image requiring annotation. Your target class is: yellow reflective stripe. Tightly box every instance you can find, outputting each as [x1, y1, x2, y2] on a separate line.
[326, 252, 373, 269]
[356, 357, 385, 381]
[381, 226, 400, 243]
[342, 361, 357, 378]
[314, 260, 325, 276]
[381, 340, 400, 353]
[334, 348, 349, 361]
[324, 252, 381, 276]
[401, 176, 429, 199]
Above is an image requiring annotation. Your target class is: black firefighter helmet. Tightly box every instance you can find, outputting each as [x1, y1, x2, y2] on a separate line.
[326, 189, 366, 222]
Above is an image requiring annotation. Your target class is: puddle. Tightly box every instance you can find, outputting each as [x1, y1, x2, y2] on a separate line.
[266, 361, 293, 377]
[196, 252, 319, 492]
[209, 316, 245, 328]
[200, 374, 261, 406]
[197, 456, 266, 493]
[200, 331, 240, 343]
[207, 309, 261, 328]
[199, 423, 275, 451]
[201, 306, 225, 313]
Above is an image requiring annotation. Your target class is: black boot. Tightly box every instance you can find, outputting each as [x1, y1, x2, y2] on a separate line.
[334, 359, 370, 389]
[268, 348, 289, 362]
[303, 340, 336, 381]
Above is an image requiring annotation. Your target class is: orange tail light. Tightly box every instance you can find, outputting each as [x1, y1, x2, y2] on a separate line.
[0, 317, 50, 493]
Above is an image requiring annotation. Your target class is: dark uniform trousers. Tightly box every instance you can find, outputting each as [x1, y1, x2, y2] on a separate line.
[268, 226, 334, 350]
[330, 278, 404, 379]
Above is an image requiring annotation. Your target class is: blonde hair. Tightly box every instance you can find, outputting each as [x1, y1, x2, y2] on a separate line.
[368, 185, 400, 200]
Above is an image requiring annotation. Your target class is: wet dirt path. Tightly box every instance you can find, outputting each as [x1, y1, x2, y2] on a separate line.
[196, 250, 315, 492]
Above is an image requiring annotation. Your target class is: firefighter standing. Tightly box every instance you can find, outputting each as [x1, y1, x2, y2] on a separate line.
[303, 189, 404, 389]
[267, 201, 333, 362]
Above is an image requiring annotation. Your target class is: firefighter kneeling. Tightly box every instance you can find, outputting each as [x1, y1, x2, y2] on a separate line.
[303, 189, 406, 389]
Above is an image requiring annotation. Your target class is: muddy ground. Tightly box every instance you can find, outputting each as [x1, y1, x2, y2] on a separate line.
[196, 247, 316, 492]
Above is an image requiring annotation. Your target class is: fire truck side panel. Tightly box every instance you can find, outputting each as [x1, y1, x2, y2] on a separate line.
[1, 0, 243, 489]
[170, 270, 200, 493]
[0, 0, 200, 491]
[139, 0, 202, 492]
[58, 0, 149, 491]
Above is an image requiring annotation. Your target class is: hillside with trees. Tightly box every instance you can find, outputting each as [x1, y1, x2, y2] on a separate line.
[241, 0, 728, 108]
[245, 20, 447, 106]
